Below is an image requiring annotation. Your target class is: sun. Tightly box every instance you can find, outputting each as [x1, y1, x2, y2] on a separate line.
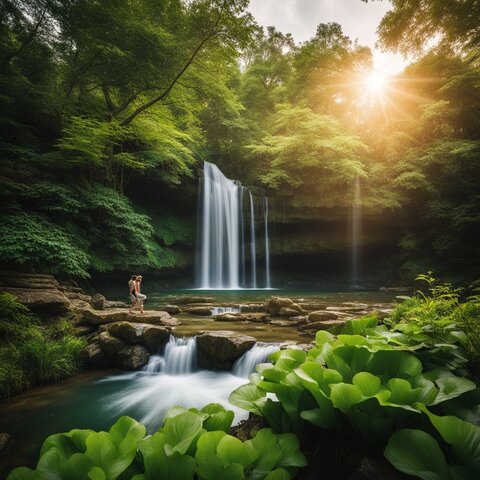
[366, 71, 387, 92]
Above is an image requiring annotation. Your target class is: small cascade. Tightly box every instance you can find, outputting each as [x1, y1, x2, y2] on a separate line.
[351, 176, 362, 288]
[211, 306, 242, 315]
[264, 197, 271, 289]
[197, 161, 271, 289]
[143, 336, 197, 375]
[233, 343, 279, 378]
[248, 190, 257, 288]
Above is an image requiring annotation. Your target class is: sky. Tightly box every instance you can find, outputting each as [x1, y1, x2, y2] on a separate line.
[247, 0, 409, 74]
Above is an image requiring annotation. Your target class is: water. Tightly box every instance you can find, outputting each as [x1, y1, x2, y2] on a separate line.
[233, 343, 279, 377]
[0, 337, 280, 475]
[197, 161, 270, 289]
[264, 197, 271, 289]
[351, 176, 362, 288]
[211, 306, 242, 315]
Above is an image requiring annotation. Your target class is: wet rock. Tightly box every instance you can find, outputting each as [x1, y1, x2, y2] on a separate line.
[238, 304, 265, 313]
[163, 305, 181, 315]
[303, 319, 346, 330]
[197, 331, 256, 370]
[90, 293, 106, 310]
[83, 341, 108, 367]
[266, 297, 302, 316]
[308, 311, 341, 322]
[105, 300, 128, 309]
[214, 313, 241, 322]
[186, 306, 213, 316]
[239, 313, 269, 323]
[99, 331, 127, 355]
[107, 322, 170, 347]
[0, 432, 11, 453]
[82, 308, 180, 326]
[114, 345, 149, 370]
[278, 306, 303, 318]
[326, 306, 366, 313]
[297, 302, 328, 311]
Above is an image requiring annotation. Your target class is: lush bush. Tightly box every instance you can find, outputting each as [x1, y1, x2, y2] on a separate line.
[0, 294, 86, 401]
[8, 404, 307, 480]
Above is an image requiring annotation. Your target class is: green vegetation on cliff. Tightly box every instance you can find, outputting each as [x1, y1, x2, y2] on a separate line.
[0, 293, 86, 400]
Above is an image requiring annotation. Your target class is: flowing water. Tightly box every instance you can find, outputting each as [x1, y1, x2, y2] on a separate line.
[0, 337, 278, 476]
[197, 161, 270, 289]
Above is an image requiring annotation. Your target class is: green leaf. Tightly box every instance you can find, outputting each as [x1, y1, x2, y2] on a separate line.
[7, 468, 41, 480]
[162, 411, 203, 457]
[330, 383, 365, 412]
[264, 468, 291, 480]
[352, 372, 382, 397]
[217, 434, 259, 469]
[384, 429, 451, 480]
[229, 384, 266, 415]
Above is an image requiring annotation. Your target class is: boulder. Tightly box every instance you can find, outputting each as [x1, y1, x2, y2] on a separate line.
[278, 306, 303, 318]
[196, 331, 256, 370]
[90, 293, 106, 310]
[0, 432, 10, 453]
[239, 313, 269, 323]
[99, 331, 127, 355]
[163, 305, 181, 315]
[303, 319, 346, 330]
[0, 271, 71, 314]
[114, 345, 149, 370]
[265, 297, 295, 316]
[107, 322, 170, 349]
[186, 306, 213, 316]
[83, 341, 108, 367]
[82, 308, 180, 326]
[308, 310, 341, 322]
[237, 304, 265, 313]
[214, 313, 240, 322]
[74, 325, 96, 336]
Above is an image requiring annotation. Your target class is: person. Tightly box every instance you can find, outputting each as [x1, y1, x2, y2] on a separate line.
[128, 275, 137, 313]
[135, 275, 146, 314]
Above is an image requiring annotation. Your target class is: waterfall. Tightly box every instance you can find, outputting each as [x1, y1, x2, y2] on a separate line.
[197, 161, 270, 289]
[351, 176, 361, 288]
[249, 191, 257, 288]
[233, 343, 279, 377]
[264, 197, 271, 289]
[143, 336, 197, 374]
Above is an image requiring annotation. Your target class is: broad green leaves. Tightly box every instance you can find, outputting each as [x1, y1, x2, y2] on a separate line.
[8, 405, 306, 480]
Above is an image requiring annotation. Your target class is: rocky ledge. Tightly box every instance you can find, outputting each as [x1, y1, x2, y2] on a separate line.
[81, 308, 181, 327]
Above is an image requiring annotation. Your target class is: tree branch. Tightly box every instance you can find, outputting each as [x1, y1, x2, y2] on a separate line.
[119, 12, 223, 126]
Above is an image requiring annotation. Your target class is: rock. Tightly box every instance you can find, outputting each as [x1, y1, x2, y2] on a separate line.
[265, 297, 295, 316]
[163, 305, 181, 315]
[214, 313, 240, 322]
[270, 319, 299, 327]
[114, 345, 149, 370]
[0, 432, 10, 453]
[83, 341, 108, 367]
[90, 293, 106, 310]
[326, 306, 366, 313]
[238, 304, 265, 313]
[74, 325, 96, 336]
[196, 331, 256, 370]
[186, 306, 213, 316]
[308, 310, 341, 322]
[105, 300, 128, 309]
[342, 302, 368, 308]
[278, 306, 303, 318]
[82, 308, 180, 326]
[297, 302, 327, 311]
[98, 331, 127, 355]
[107, 322, 170, 349]
[239, 313, 269, 323]
[303, 319, 346, 330]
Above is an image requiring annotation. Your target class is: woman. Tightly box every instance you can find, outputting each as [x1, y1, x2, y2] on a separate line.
[135, 275, 147, 314]
[128, 275, 137, 313]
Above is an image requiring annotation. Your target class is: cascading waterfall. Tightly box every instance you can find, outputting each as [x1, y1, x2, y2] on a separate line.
[351, 176, 361, 288]
[233, 343, 279, 377]
[198, 161, 271, 289]
[248, 190, 257, 288]
[102, 336, 278, 429]
[264, 197, 271, 289]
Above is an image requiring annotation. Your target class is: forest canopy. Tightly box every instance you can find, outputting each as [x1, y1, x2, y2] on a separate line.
[0, 0, 479, 282]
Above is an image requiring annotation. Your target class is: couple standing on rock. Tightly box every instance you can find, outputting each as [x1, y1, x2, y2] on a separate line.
[128, 275, 146, 314]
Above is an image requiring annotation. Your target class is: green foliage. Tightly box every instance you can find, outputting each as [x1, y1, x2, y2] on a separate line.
[8, 404, 306, 480]
[0, 294, 86, 401]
